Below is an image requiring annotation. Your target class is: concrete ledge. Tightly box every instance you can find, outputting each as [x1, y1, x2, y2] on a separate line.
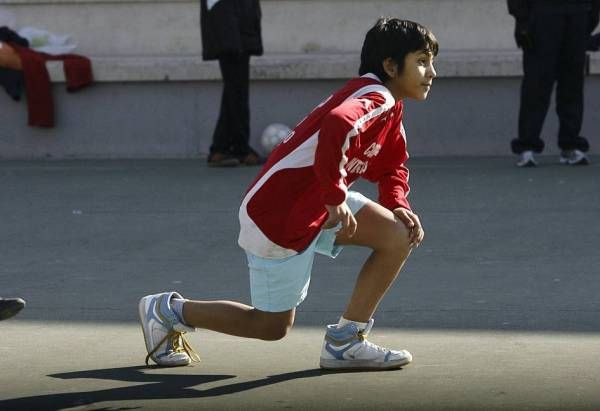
[0, 0, 519, 54]
[45, 50, 528, 82]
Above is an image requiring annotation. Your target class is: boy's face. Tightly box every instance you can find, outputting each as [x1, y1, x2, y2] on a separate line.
[384, 50, 436, 101]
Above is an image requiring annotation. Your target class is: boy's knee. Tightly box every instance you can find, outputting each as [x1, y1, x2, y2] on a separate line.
[260, 320, 293, 341]
[384, 222, 411, 255]
[253, 309, 294, 341]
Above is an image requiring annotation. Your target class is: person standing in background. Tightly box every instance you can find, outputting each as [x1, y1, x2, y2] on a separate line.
[508, 0, 600, 167]
[201, 0, 264, 167]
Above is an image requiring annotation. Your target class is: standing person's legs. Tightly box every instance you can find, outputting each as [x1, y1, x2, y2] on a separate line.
[512, 9, 562, 155]
[556, 10, 589, 154]
[208, 56, 243, 166]
[225, 54, 252, 160]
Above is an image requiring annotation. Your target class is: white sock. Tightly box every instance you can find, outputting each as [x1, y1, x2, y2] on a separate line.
[171, 298, 188, 324]
[338, 316, 367, 330]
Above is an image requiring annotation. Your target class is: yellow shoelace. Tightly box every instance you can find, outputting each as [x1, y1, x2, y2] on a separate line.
[145, 330, 201, 366]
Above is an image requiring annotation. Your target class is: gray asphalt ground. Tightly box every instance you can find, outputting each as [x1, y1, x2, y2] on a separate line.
[1, 157, 599, 410]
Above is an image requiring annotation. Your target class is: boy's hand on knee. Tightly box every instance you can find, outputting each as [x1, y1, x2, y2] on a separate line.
[393, 208, 424, 249]
[324, 202, 357, 237]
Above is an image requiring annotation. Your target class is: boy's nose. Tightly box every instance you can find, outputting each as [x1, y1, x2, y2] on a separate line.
[428, 64, 437, 79]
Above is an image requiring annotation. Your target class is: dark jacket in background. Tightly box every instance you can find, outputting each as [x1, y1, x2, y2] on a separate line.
[0, 27, 28, 101]
[200, 0, 263, 60]
[590, 32, 600, 50]
[508, 0, 600, 33]
[0, 68, 24, 101]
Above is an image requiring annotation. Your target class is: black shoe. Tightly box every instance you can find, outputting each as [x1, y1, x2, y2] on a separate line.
[0, 298, 26, 321]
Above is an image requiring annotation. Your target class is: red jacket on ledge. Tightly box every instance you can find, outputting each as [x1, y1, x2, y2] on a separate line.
[10, 43, 93, 128]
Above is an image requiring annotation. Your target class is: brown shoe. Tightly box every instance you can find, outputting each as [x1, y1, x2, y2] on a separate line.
[207, 152, 240, 167]
[239, 152, 266, 166]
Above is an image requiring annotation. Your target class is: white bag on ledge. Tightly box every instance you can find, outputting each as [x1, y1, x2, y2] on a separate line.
[18, 26, 77, 55]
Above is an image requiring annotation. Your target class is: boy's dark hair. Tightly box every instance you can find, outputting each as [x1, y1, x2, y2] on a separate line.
[359, 17, 438, 81]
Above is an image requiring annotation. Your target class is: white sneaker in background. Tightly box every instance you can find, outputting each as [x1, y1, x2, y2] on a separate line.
[516, 151, 537, 167]
[559, 150, 589, 166]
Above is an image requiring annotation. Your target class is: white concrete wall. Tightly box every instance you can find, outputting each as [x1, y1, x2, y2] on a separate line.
[1, 0, 598, 159]
[1, 0, 516, 56]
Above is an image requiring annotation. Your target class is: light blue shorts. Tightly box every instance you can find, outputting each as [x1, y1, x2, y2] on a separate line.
[246, 191, 370, 312]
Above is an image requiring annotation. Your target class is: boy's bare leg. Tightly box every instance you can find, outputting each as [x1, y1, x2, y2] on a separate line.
[335, 201, 412, 323]
[182, 301, 295, 341]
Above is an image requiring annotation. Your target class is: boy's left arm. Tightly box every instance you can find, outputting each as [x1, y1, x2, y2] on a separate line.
[366, 131, 424, 248]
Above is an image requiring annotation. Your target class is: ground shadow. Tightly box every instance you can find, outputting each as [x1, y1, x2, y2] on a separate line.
[0, 365, 349, 410]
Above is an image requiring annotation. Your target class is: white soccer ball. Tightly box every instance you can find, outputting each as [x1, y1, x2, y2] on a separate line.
[261, 123, 292, 153]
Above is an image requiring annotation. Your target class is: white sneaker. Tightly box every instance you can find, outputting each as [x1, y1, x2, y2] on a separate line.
[138, 291, 200, 367]
[559, 150, 589, 165]
[319, 319, 412, 370]
[516, 151, 537, 167]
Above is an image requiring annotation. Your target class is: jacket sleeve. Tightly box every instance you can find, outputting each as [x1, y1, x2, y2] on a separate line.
[314, 92, 392, 206]
[377, 164, 411, 211]
[507, 0, 530, 20]
[364, 123, 411, 211]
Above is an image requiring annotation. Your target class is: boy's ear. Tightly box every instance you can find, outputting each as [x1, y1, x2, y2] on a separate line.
[382, 58, 399, 78]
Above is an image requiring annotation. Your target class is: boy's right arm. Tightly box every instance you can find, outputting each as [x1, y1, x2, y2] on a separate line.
[314, 92, 392, 206]
[313, 92, 392, 234]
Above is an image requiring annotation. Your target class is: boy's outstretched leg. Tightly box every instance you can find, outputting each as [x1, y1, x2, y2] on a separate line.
[320, 201, 415, 370]
[182, 301, 295, 341]
[139, 291, 295, 367]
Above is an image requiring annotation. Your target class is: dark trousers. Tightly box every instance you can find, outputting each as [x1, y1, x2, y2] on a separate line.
[210, 54, 251, 157]
[512, 3, 590, 154]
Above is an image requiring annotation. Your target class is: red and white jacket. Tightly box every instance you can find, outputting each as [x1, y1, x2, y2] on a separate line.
[239, 73, 411, 259]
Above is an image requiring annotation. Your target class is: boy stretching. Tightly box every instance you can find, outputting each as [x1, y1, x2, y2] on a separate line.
[139, 17, 438, 370]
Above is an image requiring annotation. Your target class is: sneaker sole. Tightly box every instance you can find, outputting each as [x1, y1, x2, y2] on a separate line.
[138, 296, 158, 363]
[560, 157, 589, 166]
[319, 357, 412, 371]
[570, 159, 589, 166]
